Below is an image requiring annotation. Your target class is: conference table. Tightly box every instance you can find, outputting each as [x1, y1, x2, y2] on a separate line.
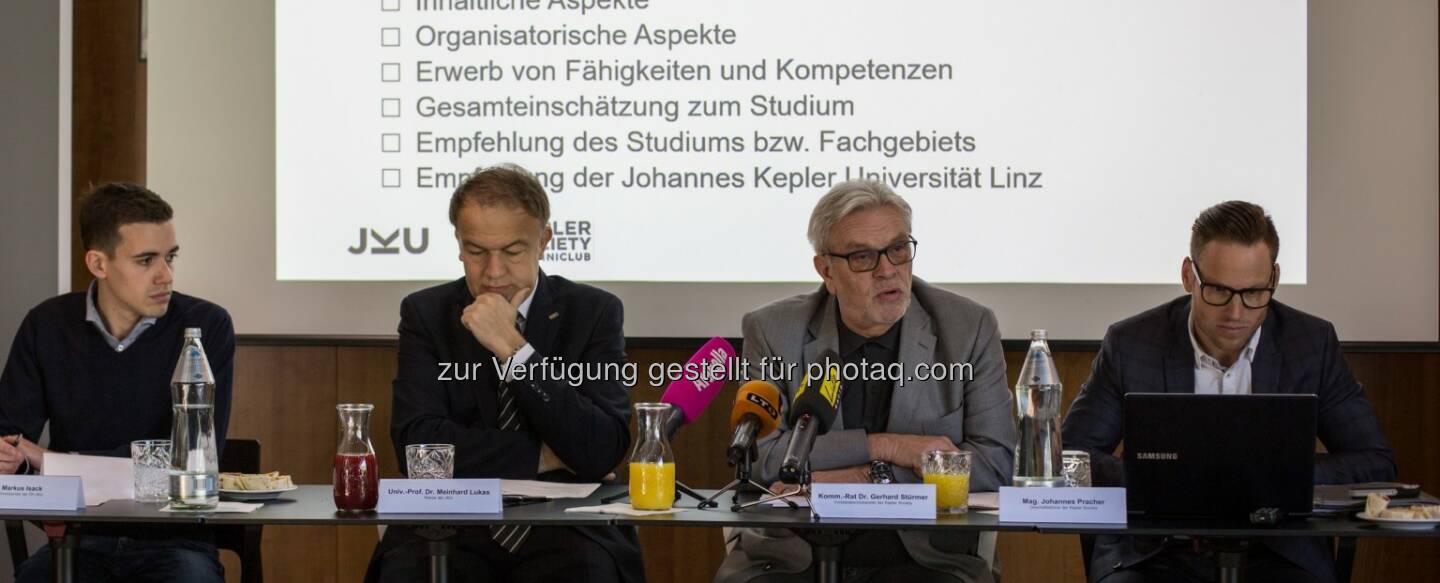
[4, 485, 1437, 583]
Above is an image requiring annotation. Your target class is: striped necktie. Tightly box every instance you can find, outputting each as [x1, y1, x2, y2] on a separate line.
[491, 312, 530, 553]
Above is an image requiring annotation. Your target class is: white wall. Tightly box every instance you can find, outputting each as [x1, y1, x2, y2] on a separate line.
[145, 0, 1438, 341]
[0, 1, 71, 576]
[0, 2, 67, 352]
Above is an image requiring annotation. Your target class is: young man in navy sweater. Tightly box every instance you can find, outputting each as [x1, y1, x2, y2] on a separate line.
[0, 182, 234, 583]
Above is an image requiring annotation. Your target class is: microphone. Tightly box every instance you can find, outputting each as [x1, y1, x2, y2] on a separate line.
[726, 381, 782, 466]
[779, 351, 844, 484]
[659, 337, 737, 437]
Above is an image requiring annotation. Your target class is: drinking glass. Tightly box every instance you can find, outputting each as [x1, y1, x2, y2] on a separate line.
[921, 450, 972, 514]
[405, 444, 455, 479]
[131, 439, 171, 503]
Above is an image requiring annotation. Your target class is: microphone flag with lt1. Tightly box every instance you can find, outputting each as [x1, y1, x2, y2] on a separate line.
[726, 380, 782, 466]
[659, 336, 737, 437]
[779, 350, 844, 484]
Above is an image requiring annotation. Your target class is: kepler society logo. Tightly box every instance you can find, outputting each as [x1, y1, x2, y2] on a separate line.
[545, 218, 593, 263]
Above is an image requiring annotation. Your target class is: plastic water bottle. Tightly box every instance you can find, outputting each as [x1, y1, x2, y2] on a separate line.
[168, 327, 219, 509]
[1014, 329, 1064, 487]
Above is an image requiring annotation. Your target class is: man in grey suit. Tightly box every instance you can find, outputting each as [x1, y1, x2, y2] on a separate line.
[715, 181, 1016, 583]
[1062, 201, 1396, 583]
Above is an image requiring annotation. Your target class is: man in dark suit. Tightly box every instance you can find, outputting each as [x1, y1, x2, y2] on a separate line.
[366, 164, 644, 583]
[1061, 201, 1395, 583]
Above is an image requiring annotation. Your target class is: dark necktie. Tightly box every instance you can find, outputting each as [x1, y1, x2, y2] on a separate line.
[491, 312, 530, 553]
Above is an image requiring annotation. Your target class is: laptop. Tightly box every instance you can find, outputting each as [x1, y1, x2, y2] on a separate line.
[1123, 393, 1316, 518]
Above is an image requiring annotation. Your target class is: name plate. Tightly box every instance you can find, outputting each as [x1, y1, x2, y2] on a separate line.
[999, 487, 1127, 523]
[0, 476, 84, 511]
[377, 479, 501, 514]
[810, 483, 936, 520]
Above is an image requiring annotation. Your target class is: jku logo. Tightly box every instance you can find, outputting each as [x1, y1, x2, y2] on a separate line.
[348, 227, 429, 255]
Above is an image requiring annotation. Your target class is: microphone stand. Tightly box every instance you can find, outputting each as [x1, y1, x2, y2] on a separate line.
[734, 460, 809, 512]
[700, 445, 797, 511]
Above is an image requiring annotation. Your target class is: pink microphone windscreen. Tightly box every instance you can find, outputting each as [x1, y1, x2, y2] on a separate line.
[659, 336, 736, 425]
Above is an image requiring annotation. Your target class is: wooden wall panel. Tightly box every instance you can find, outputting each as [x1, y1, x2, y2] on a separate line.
[337, 526, 382, 583]
[337, 347, 404, 480]
[227, 346, 340, 583]
[231, 346, 338, 485]
[1347, 354, 1440, 496]
[334, 348, 401, 583]
[1341, 353, 1440, 582]
[997, 532, 1085, 582]
[71, 0, 146, 292]
[261, 525, 339, 583]
[626, 347, 740, 490]
[989, 349, 1094, 583]
[627, 347, 737, 581]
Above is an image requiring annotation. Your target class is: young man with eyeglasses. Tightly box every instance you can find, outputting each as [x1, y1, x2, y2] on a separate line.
[716, 180, 1015, 583]
[1061, 201, 1396, 583]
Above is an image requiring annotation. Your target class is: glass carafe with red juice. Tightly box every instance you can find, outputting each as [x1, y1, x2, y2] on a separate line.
[333, 403, 379, 511]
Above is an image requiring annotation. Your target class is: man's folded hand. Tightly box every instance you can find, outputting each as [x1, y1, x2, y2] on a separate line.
[868, 433, 959, 470]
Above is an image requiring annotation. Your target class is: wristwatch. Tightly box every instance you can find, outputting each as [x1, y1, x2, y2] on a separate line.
[867, 460, 896, 484]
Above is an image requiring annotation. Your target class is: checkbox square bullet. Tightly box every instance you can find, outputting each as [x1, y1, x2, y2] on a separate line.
[380, 28, 401, 47]
[381, 63, 401, 82]
[381, 98, 401, 117]
[381, 0, 401, 11]
[381, 133, 401, 153]
[381, 169, 401, 188]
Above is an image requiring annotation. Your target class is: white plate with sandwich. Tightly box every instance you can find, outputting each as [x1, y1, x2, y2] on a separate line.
[219, 472, 297, 501]
[1356, 492, 1440, 530]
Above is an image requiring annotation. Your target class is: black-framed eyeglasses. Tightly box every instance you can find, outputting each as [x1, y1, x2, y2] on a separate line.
[826, 238, 918, 273]
[1189, 259, 1276, 309]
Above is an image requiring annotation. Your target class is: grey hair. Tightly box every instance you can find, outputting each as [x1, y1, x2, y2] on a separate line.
[806, 180, 913, 254]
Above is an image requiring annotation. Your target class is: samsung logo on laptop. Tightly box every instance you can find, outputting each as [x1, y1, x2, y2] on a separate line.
[1135, 452, 1179, 461]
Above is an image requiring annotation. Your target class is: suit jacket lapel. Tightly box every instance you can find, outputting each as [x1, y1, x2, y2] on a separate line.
[887, 297, 936, 433]
[522, 270, 560, 360]
[1162, 298, 1196, 394]
[1250, 309, 1281, 394]
[802, 293, 842, 427]
[801, 289, 938, 433]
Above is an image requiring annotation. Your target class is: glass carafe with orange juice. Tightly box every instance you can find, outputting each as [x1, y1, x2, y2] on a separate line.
[627, 403, 677, 510]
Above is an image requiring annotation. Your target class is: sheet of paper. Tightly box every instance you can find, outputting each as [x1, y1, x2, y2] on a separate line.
[564, 503, 680, 516]
[161, 501, 262, 513]
[42, 453, 133, 506]
[970, 491, 1000, 511]
[500, 480, 600, 499]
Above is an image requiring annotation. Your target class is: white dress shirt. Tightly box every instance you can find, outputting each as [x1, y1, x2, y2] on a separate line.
[1189, 320, 1262, 395]
[84, 282, 157, 352]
